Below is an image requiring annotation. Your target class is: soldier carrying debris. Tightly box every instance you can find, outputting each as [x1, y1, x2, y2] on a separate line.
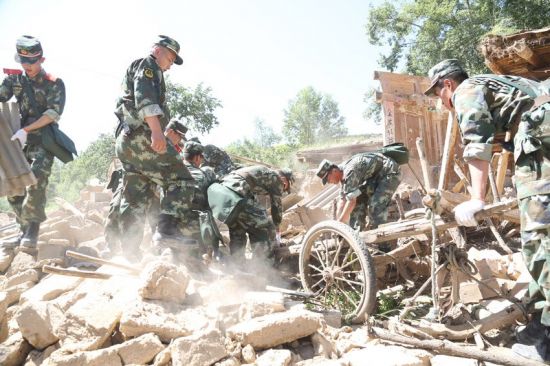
[424, 59, 550, 362]
[0, 36, 71, 250]
[315, 150, 402, 232]
[208, 165, 293, 263]
[112, 35, 195, 261]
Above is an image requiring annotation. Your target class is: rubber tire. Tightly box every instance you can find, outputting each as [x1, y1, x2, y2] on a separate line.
[299, 220, 377, 323]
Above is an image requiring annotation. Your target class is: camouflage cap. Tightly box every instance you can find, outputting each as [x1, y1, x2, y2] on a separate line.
[316, 159, 336, 185]
[14, 35, 43, 64]
[183, 141, 203, 155]
[188, 137, 202, 143]
[155, 35, 183, 65]
[277, 168, 295, 184]
[423, 59, 465, 96]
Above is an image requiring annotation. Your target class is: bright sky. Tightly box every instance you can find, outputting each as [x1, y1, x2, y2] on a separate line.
[0, 0, 386, 151]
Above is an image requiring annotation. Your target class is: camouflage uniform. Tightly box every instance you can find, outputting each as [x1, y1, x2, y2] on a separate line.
[452, 74, 550, 325]
[340, 153, 401, 230]
[0, 66, 65, 228]
[113, 37, 192, 257]
[202, 144, 241, 178]
[182, 157, 217, 250]
[220, 165, 283, 257]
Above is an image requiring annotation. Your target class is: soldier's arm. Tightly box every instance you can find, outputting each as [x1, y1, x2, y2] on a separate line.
[338, 197, 356, 224]
[453, 85, 494, 200]
[0, 75, 15, 103]
[24, 78, 65, 132]
[134, 68, 166, 153]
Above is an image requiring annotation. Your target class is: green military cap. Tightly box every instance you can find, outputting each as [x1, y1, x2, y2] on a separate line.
[14, 35, 43, 64]
[316, 159, 336, 185]
[423, 59, 465, 96]
[277, 168, 295, 184]
[155, 35, 183, 65]
[183, 141, 203, 155]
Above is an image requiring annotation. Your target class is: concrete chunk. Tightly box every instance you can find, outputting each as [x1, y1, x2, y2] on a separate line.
[138, 261, 189, 303]
[227, 310, 323, 349]
[111, 333, 165, 365]
[238, 291, 285, 321]
[20, 273, 83, 304]
[430, 355, 478, 366]
[171, 329, 228, 366]
[5, 269, 39, 289]
[45, 347, 122, 366]
[0, 332, 32, 366]
[256, 349, 292, 366]
[0, 249, 14, 272]
[342, 344, 431, 366]
[6, 252, 36, 277]
[5, 281, 35, 306]
[16, 301, 64, 350]
[120, 299, 211, 343]
[23, 344, 58, 366]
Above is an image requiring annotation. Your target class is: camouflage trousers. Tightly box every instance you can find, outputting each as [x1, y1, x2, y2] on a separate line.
[227, 197, 276, 259]
[104, 177, 160, 255]
[350, 171, 401, 231]
[519, 194, 550, 326]
[115, 128, 194, 253]
[8, 143, 54, 227]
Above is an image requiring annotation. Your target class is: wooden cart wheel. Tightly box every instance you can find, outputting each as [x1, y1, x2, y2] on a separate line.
[299, 220, 377, 323]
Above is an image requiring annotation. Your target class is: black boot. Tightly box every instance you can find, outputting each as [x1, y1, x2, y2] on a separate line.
[20, 222, 40, 249]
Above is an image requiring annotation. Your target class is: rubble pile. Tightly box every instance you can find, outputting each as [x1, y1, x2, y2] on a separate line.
[0, 184, 537, 366]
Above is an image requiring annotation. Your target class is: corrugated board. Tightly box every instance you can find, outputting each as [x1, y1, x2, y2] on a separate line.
[0, 102, 37, 197]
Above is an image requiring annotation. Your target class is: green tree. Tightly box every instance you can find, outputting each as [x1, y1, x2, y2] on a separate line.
[366, 0, 550, 75]
[363, 88, 382, 125]
[48, 133, 116, 202]
[283, 86, 348, 145]
[166, 79, 222, 134]
[252, 118, 281, 148]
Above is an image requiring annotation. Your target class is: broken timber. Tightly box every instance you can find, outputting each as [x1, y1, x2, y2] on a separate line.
[360, 200, 517, 244]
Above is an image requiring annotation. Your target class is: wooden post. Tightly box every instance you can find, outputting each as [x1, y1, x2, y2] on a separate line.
[495, 132, 512, 196]
[416, 137, 432, 190]
[438, 112, 458, 190]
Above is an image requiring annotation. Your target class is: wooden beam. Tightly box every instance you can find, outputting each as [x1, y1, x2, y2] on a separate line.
[495, 132, 512, 196]
[416, 137, 432, 190]
[438, 112, 458, 190]
[514, 40, 544, 67]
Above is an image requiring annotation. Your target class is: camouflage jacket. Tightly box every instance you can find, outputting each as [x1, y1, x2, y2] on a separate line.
[0, 69, 65, 126]
[452, 75, 536, 162]
[184, 161, 217, 211]
[340, 152, 400, 201]
[202, 144, 240, 178]
[115, 55, 169, 131]
[221, 165, 284, 226]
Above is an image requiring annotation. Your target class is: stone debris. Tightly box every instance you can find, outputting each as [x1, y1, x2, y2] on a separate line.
[138, 261, 189, 303]
[0, 182, 535, 366]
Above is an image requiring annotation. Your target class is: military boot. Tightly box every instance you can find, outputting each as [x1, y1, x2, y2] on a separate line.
[20, 222, 40, 249]
[1, 233, 23, 249]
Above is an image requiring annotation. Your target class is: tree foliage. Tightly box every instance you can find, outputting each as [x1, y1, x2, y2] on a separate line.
[366, 0, 550, 75]
[363, 88, 382, 125]
[48, 133, 116, 202]
[282, 86, 348, 145]
[166, 79, 222, 134]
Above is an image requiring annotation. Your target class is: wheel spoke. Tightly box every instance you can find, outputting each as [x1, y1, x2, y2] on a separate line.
[312, 246, 327, 270]
[308, 263, 324, 274]
[330, 237, 344, 268]
[311, 277, 325, 290]
[319, 234, 331, 269]
[334, 282, 359, 312]
[334, 276, 365, 287]
[339, 256, 360, 271]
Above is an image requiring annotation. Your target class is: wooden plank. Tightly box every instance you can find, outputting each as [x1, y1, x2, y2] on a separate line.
[438, 112, 458, 191]
[495, 132, 512, 196]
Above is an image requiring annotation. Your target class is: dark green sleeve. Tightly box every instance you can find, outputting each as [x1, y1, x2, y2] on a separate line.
[133, 66, 163, 119]
[44, 78, 65, 121]
[0, 75, 14, 103]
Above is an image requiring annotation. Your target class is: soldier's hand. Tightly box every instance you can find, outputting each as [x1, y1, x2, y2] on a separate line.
[150, 130, 167, 154]
[454, 199, 484, 227]
[11, 128, 28, 146]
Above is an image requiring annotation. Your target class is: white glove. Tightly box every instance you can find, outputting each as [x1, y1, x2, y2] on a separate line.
[11, 128, 28, 146]
[454, 199, 485, 227]
[275, 233, 282, 247]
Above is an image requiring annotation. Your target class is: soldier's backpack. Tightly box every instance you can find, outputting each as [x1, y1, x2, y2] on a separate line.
[376, 142, 409, 165]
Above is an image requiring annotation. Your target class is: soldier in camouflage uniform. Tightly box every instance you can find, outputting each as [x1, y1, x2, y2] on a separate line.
[316, 153, 401, 231]
[425, 59, 550, 361]
[0, 36, 65, 249]
[181, 141, 219, 254]
[219, 165, 293, 260]
[202, 144, 241, 178]
[112, 35, 195, 260]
